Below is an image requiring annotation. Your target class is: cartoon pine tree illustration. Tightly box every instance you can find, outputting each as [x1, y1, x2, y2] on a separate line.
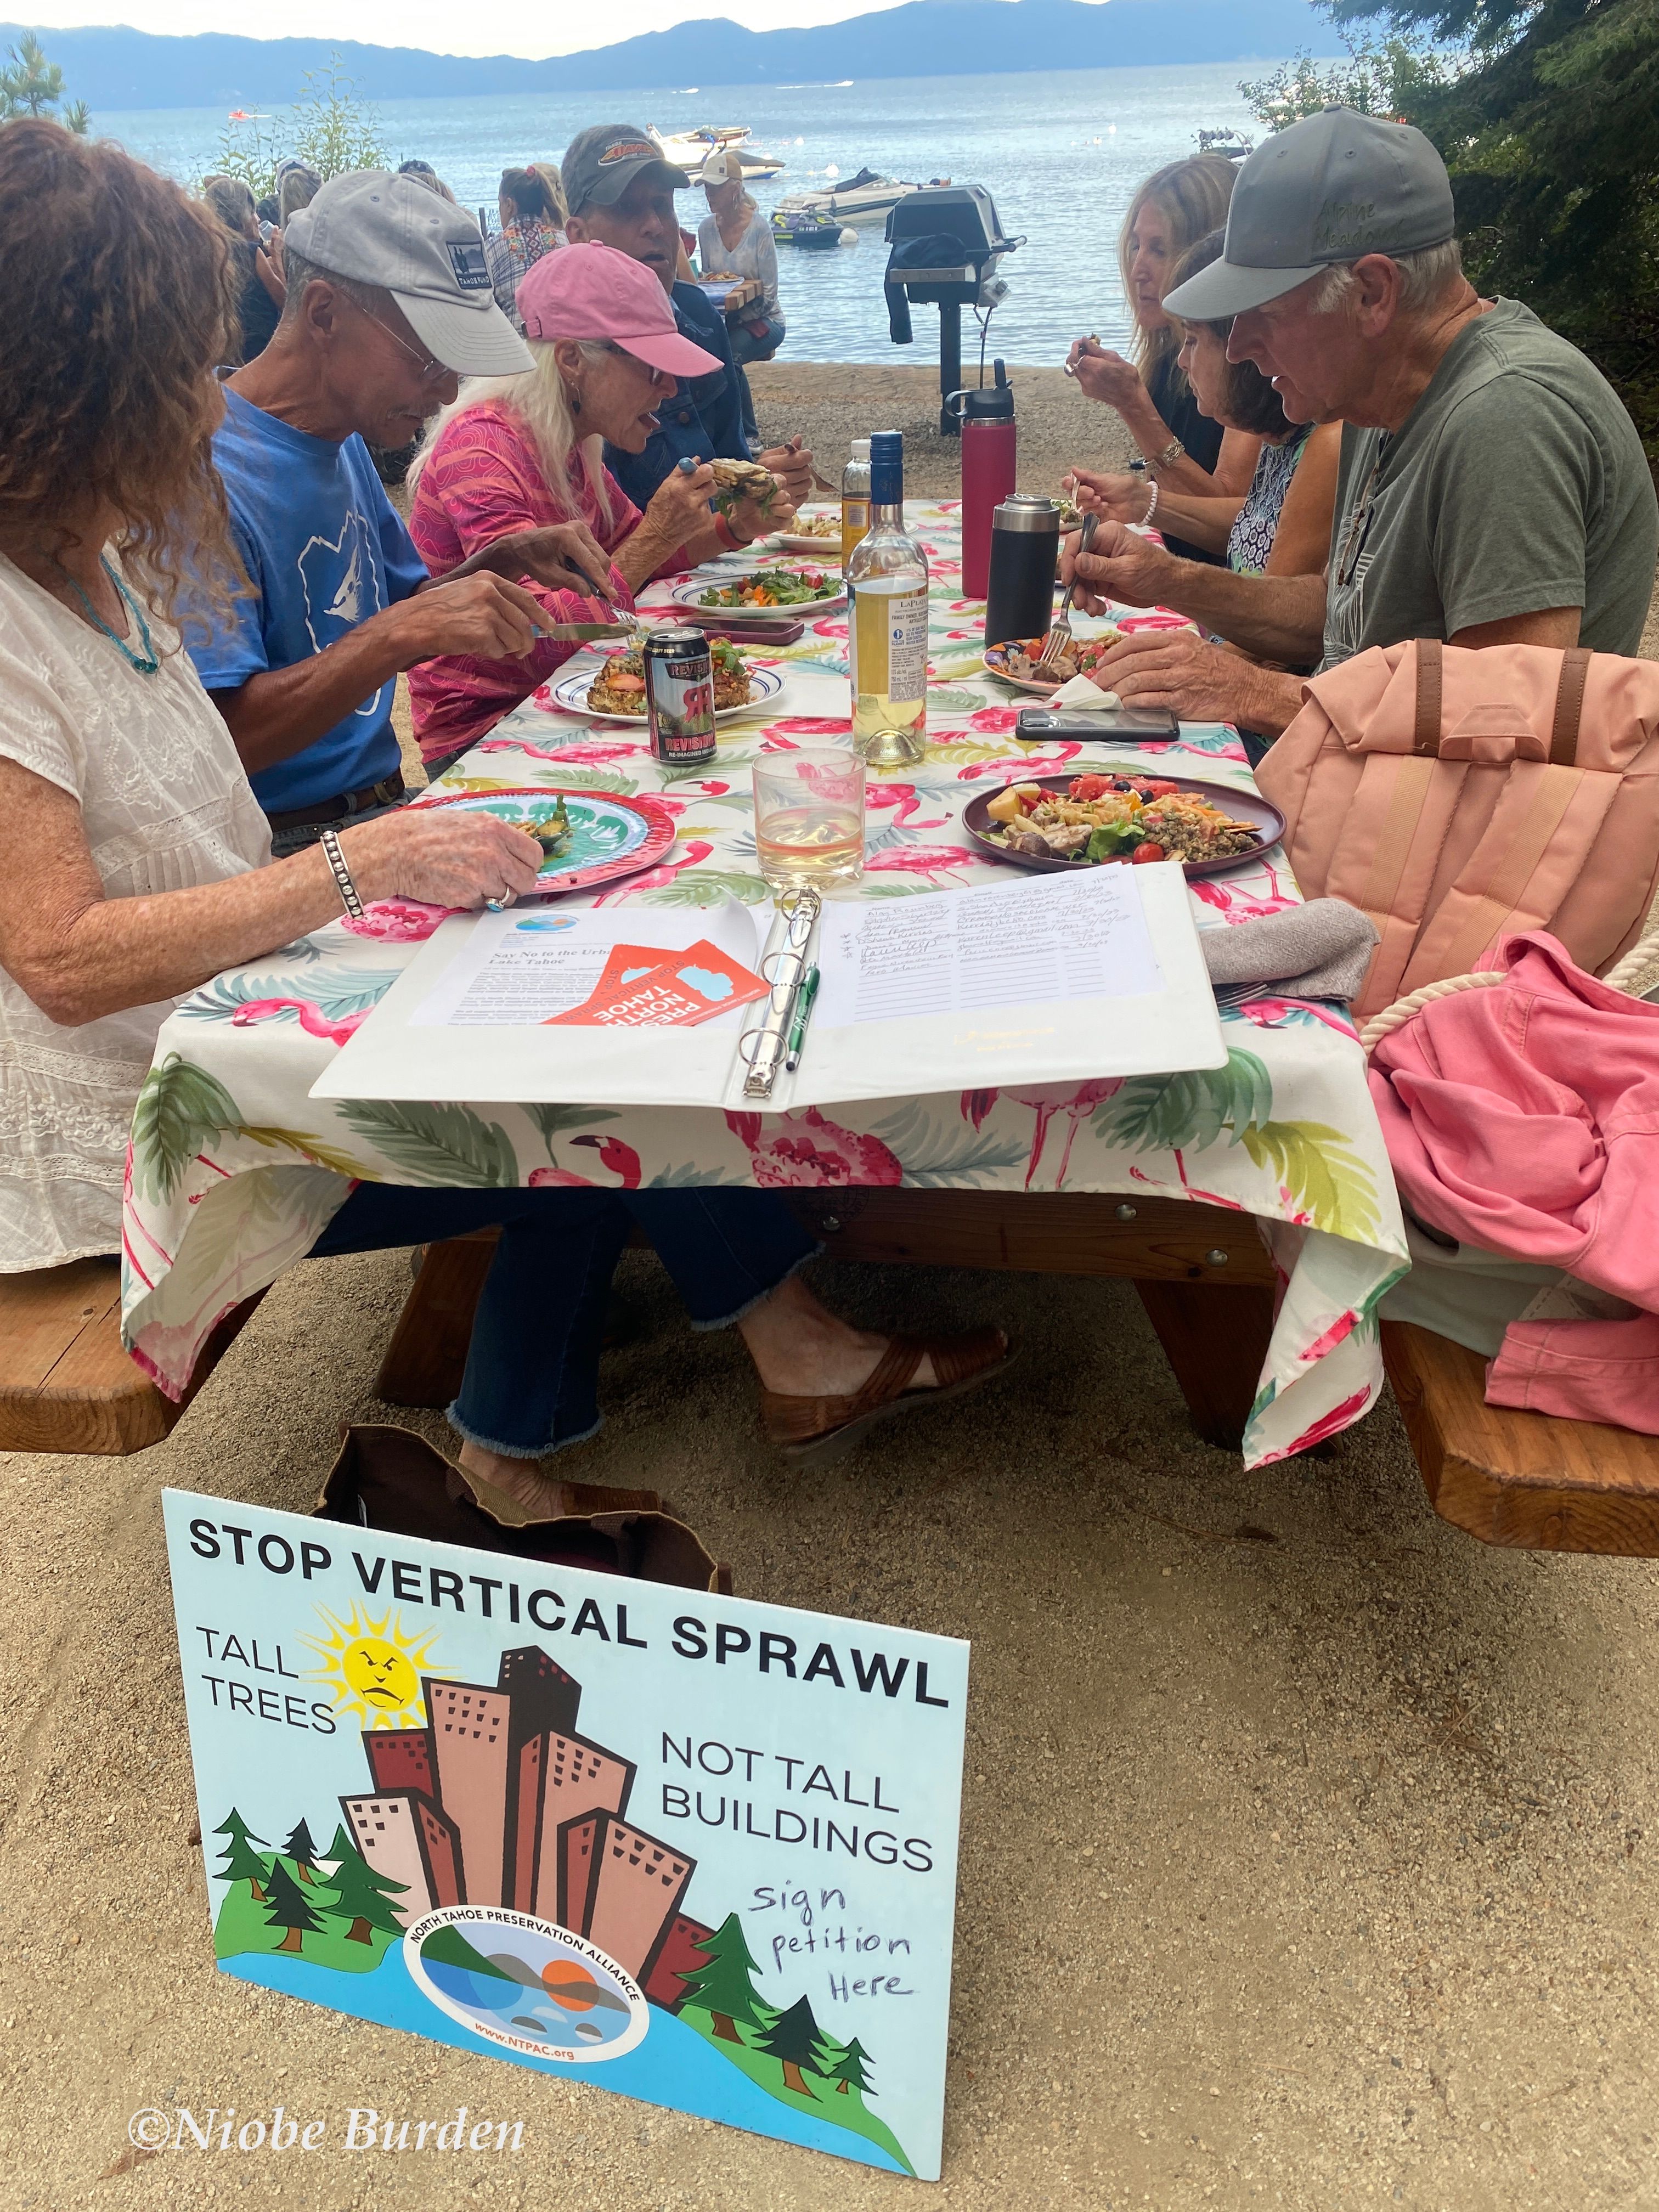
[212, 1808, 270, 1902]
[825, 2034, 876, 2097]
[322, 1824, 409, 1944]
[263, 1855, 327, 1955]
[679, 1912, 772, 2044]
[283, 1816, 323, 1884]
[758, 1994, 830, 2098]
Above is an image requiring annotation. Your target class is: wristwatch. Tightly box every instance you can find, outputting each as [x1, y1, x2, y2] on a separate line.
[1146, 435, 1185, 473]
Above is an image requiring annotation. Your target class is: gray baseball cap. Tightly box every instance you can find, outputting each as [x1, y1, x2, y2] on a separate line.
[283, 170, 533, 375]
[1161, 105, 1457, 320]
[562, 123, 690, 219]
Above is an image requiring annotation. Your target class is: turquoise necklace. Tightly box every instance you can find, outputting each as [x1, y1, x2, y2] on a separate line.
[62, 555, 160, 676]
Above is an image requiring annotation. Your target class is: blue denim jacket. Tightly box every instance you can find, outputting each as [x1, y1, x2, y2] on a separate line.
[605, 281, 752, 511]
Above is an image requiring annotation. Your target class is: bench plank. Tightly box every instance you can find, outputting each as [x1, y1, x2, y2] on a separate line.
[1, 1261, 264, 1457]
[1381, 1321, 1659, 1555]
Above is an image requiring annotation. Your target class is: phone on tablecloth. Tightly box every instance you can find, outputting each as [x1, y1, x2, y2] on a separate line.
[1017, 706, 1181, 741]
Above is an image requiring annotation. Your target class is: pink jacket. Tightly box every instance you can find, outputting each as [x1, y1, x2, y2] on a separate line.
[1369, 932, 1659, 1431]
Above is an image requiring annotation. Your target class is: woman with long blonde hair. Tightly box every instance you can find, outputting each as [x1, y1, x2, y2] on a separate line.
[1064, 154, 1258, 564]
[407, 240, 782, 770]
[697, 146, 783, 445]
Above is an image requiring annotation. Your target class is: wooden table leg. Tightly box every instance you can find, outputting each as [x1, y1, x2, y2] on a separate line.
[1135, 1280, 1277, 1451]
[374, 1230, 499, 1409]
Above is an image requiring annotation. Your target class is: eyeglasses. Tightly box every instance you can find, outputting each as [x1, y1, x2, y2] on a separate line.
[343, 296, 450, 383]
[1336, 438, 1390, 590]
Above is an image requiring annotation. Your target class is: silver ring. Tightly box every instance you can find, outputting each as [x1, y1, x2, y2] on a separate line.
[484, 891, 516, 913]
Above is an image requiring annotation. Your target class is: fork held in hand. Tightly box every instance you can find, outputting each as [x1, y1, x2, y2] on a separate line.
[1036, 512, 1099, 673]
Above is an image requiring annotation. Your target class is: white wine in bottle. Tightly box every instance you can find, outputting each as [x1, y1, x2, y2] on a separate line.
[847, 430, 929, 765]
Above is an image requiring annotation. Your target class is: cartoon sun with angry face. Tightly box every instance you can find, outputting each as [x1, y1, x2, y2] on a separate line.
[306, 1605, 439, 1729]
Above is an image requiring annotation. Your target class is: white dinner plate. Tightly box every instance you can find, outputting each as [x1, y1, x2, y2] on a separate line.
[670, 568, 848, 621]
[541, 661, 786, 726]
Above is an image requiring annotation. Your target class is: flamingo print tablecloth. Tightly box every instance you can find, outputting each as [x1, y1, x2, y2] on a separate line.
[122, 505, 1407, 1466]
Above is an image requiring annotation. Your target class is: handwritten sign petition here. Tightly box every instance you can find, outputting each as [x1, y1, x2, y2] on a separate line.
[813, 866, 1161, 1030]
[162, 1492, 967, 2180]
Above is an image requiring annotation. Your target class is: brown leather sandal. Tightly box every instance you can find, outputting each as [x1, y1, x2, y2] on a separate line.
[760, 1328, 1014, 1468]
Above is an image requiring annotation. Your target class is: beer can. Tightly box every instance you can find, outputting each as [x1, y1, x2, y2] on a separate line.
[644, 627, 718, 768]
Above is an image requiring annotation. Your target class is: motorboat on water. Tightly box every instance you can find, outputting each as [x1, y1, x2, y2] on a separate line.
[771, 208, 852, 250]
[771, 167, 927, 225]
[648, 125, 786, 180]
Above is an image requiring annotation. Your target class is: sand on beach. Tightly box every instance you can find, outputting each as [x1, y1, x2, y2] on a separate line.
[5, 363, 1659, 2212]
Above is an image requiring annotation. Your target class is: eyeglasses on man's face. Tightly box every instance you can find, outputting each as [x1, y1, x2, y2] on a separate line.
[343, 295, 450, 383]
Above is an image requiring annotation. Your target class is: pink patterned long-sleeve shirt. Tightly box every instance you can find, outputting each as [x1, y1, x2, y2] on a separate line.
[408, 402, 663, 766]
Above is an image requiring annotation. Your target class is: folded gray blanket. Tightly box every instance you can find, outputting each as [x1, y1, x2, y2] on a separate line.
[1200, 897, 1378, 1003]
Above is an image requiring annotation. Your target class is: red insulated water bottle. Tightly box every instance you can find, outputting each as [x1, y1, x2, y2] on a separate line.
[951, 359, 1017, 600]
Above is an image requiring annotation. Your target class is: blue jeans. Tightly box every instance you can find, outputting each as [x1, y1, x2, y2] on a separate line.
[307, 1184, 819, 1459]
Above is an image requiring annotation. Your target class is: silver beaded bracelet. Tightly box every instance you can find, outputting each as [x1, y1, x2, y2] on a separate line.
[319, 827, 364, 921]
[1143, 479, 1160, 528]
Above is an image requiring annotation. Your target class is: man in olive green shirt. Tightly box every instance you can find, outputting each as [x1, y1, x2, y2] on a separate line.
[1067, 107, 1658, 737]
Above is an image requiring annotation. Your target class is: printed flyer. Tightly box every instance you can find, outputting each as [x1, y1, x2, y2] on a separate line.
[161, 1491, 968, 2179]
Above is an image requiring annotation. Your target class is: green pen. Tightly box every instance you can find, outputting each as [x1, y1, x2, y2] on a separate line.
[785, 966, 820, 1072]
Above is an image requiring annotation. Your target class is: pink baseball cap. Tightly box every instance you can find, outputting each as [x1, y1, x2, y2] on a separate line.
[517, 241, 721, 377]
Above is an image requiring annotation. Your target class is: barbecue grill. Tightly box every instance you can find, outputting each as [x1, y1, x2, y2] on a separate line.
[882, 186, 1022, 436]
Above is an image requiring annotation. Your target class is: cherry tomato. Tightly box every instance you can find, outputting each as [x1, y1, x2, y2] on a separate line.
[1131, 841, 1166, 864]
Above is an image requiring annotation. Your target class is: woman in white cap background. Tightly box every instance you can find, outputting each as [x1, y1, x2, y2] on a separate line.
[697, 147, 783, 447]
[407, 239, 786, 771]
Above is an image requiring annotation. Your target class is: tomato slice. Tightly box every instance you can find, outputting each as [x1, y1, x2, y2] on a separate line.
[1131, 841, 1166, 864]
[1070, 774, 1110, 802]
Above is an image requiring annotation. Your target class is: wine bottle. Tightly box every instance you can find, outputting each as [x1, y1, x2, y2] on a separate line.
[848, 430, 929, 766]
[840, 437, 872, 567]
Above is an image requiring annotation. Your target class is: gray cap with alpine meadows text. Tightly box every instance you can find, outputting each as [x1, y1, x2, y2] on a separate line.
[283, 170, 533, 375]
[562, 123, 691, 218]
[1161, 105, 1457, 321]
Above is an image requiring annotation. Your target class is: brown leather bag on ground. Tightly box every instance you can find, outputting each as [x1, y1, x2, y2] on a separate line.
[314, 1423, 731, 1592]
[1256, 639, 1659, 1020]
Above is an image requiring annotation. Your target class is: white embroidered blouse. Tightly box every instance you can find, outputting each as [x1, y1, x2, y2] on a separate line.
[0, 553, 272, 1270]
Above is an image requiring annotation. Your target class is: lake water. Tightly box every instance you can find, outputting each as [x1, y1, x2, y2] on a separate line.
[94, 62, 1267, 365]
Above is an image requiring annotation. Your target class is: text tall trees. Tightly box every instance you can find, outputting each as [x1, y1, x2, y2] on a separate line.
[678, 1914, 772, 2045]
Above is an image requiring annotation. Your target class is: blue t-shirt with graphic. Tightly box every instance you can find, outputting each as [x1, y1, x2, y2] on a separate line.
[190, 387, 427, 814]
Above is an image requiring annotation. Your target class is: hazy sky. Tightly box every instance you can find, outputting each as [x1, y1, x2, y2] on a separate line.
[18, 0, 912, 59]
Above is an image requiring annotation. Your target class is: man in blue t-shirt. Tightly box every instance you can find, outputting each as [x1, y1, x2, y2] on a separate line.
[190, 171, 617, 854]
[560, 124, 815, 515]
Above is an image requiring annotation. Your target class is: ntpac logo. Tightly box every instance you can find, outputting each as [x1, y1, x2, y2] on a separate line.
[448, 240, 491, 291]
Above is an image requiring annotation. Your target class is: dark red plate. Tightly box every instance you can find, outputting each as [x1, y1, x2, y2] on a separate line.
[961, 771, 1286, 881]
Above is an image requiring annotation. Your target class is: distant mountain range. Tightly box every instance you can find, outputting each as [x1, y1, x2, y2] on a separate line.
[0, 2, 1346, 113]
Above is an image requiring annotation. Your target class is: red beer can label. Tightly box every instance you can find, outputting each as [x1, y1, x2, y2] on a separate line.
[644, 628, 718, 767]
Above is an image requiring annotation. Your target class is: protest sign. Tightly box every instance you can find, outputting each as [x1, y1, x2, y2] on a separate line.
[162, 1491, 967, 2178]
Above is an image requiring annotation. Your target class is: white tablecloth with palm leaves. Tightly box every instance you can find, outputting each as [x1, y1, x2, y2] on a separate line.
[122, 505, 1407, 1466]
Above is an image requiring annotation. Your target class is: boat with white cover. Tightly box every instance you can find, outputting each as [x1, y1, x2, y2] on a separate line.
[771, 167, 924, 224]
[648, 125, 786, 180]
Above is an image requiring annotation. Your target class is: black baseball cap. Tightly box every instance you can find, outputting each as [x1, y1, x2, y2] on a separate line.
[562, 124, 690, 219]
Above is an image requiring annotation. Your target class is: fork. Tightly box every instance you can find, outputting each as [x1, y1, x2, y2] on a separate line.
[1036, 511, 1099, 674]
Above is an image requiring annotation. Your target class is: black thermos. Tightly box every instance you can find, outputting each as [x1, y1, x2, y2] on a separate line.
[984, 493, 1059, 648]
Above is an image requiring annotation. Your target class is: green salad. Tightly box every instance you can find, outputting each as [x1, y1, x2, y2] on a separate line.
[696, 567, 837, 610]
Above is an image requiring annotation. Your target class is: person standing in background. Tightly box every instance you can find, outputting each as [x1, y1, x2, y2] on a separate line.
[697, 146, 783, 446]
[199, 172, 283, 364]
[397, 157, 458, 202]
[487, 164, 566, 331]
[1065, 153, 1257, 563]
[560, 122, 812, 512]
[274, 157, 320, 228]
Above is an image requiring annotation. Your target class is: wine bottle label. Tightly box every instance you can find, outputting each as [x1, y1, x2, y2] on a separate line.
[850, 584, 929, 701]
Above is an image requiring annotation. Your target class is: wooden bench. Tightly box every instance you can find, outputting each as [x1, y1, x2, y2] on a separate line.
[0, 1260, 262, 1457]
[1382, 1321, 1659, 1556]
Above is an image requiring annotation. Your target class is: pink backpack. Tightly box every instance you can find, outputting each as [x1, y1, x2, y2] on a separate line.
[1256, 639, 1659, 1019]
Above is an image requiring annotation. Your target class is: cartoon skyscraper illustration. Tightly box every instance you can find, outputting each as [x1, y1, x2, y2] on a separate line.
[556, 1810, 692, 1984]
[516, 1730, 635, 1918]
[340, 1792, 463, 1920]
[364, 1727, 435, 1798]
[425, 1680, 514, 1906]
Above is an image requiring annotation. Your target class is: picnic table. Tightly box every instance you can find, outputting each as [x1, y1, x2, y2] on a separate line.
[120, 504, 1407, 1468]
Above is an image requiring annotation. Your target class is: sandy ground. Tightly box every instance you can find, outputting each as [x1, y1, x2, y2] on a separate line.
[5, 366, 1659, 2212]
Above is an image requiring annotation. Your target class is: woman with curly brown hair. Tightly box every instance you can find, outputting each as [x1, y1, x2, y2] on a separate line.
[0, 122, 1006, 1504]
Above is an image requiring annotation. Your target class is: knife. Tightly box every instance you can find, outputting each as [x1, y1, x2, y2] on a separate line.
[533, 621, 640, 642]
